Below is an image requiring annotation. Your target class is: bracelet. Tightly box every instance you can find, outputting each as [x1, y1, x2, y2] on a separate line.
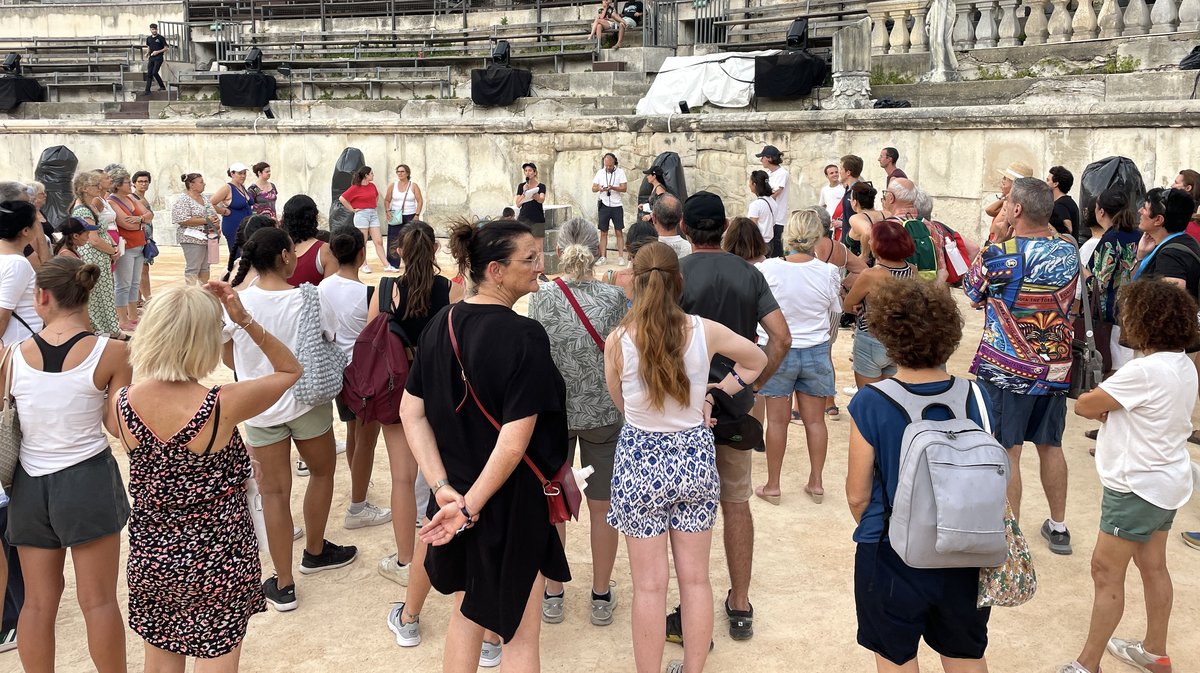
[729, 369, 751, 388]
[460, 504, 474, 520]
[433, 479, 450, 494]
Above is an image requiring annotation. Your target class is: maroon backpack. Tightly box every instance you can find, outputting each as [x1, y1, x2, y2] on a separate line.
[339, 278, 411, 425]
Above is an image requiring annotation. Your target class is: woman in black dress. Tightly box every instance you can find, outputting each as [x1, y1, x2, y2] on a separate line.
[400, 219, 570, 672]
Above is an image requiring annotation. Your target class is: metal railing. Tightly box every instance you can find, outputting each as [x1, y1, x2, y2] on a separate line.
[644, 0, 679, 46]
[157, 20, 191, 61]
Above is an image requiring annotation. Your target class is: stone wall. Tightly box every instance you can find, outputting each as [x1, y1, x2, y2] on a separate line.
[2, 100, 1197, 244]
[0, 2, 184, 38]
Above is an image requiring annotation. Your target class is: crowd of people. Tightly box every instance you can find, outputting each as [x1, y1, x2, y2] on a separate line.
[0, 144, 1197, 673]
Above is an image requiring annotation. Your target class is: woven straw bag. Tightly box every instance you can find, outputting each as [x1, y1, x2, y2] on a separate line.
[0, 344, 23, 490]
[977, 501, 1038, 608]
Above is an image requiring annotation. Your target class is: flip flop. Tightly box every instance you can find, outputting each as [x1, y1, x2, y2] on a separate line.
[754, 485, 781, 506]
[804, 487, 824, 504]
[825, 405, 840, 419]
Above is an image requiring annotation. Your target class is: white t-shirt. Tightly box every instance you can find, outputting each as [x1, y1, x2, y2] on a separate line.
[767, 166, 790, 225]
[0, 253, 43, 345]
[754, 257, 841, 348]
[819, 184, 846, 217]
[746, 198, 776, 243]
[593, 167, 628, 209]
[223, 283, 337, 428]
[1096, 350, 1197, 510]
[660, 234, 692, 258]
[319, 274, 370, 360]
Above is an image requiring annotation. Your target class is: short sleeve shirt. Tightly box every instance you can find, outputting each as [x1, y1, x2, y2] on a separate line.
[517, 182, 547, 223]
[620, 0, 644, 24]
[340, 183, 379, 210]
[528, 279, 628, 430]
[1139, 233, 1200, 301]
[963, 235, 1079, 395]
[767, 166, 789, 226]
[592, 168, 627, 209]
[146, 34, 167, 57]
[679, 251, 779, 380]
[746, 198, 775, 242]
[0, 254, 43, 345]
[1049, 195, 1081, 239]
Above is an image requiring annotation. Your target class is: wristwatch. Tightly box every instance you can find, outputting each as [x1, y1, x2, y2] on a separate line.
[433, 479, 450, 494]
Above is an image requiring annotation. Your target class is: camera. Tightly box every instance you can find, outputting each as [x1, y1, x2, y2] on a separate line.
[606, 189, 612, 196]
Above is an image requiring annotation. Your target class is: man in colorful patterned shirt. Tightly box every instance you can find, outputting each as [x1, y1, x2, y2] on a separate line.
[964, 177, 1079, 555]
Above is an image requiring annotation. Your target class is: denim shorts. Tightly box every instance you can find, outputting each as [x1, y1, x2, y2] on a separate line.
[977, 379, 1066, 448]
[758, 342, 836, 398]
[353, 209, 381, 229]
[852, 330, 896, 378]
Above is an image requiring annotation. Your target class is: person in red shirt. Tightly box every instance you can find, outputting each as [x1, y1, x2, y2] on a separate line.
[338, 167, 389, 273]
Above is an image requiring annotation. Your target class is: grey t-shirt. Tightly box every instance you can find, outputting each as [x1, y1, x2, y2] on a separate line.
[678, 250, 779, 379]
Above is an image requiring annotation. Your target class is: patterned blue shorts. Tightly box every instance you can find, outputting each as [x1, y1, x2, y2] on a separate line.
[607, 424, 720, 539]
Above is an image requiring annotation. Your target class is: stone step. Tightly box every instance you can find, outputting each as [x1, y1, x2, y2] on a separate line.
[595, 46, 675, 73]
[870, 70, 1200, 108]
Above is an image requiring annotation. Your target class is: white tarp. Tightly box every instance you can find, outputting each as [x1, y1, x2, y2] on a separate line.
[635, 50, 781, 115]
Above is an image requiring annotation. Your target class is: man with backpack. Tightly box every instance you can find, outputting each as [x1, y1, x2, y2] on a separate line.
[881, 179, 944, 282]
[964, 177, 1079, 555]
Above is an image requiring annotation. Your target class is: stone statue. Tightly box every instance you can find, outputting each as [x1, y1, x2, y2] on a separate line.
[926, 0, 960, 82]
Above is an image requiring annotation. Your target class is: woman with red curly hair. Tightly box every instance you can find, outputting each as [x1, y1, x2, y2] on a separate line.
[841, 219, 916, 387]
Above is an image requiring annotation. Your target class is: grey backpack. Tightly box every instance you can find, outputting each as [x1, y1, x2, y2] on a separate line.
[871, 377, 1010, 569]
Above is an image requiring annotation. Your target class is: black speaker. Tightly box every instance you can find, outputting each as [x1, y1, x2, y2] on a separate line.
[786, 19, 809, 50]
[244, 47, 263, 72]
[3, 53, 21, 76]
[492, 40, 511, 67]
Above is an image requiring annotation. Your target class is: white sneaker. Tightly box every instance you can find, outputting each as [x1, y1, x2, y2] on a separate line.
[292, 526, 304, 541]
[386, 602, 421, 647]
[479, 639, 502, 668]
[360, 263, 373, 274]
[1106, 637, 1171, 673]
[383, 265, 399, 272]
[378, 553, 410, 586]
[345, 502, 393, 529]
[1191, 460, 1200, 494]
[842, 385, 859, 396]
[617, 256, 627, 266]
[295, 459, 309, 477]
[335, 440, 346, 455]
[599, 256, 608, 265]
[0, 628, 16, 653]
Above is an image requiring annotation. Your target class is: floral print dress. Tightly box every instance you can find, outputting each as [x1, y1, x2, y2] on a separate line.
[71, 204, 119, 335]
[120, 385, 265, 658]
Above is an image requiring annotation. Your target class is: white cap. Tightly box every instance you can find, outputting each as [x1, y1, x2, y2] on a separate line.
[228, 162, 248, 173]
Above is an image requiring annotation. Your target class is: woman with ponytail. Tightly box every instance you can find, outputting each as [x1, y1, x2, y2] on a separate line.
[225, 227, 357, 613]
[528, 216, 627, 626]
[603, 241, 765, 673]
[1089, 187, 1141, 374]
[399, 218, 567, 671]
[5, 257, 132, 673]
[0, 201, 45, 346]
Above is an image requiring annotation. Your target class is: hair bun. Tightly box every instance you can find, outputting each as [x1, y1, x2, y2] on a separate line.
[180, 174, 189, 184]
[75, 264, 101, 292]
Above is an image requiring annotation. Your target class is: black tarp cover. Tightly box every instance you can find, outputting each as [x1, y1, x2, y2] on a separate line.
[1080, 156, 1145, 244]
[470, 65, 532, 106]
[0, 77, 45, 111]
[754, 51, 828, 98]
[218, 72, 278, 108]
[330, 148, 365, 230]
[34, 145, 77, 229]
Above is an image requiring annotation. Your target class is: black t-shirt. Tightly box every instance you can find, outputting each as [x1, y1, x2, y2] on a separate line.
[840, 180, 857, 240]
[516, 182, 546, 224]
[620, 0, 644, 24]
[146, 34, 167, 58]
[678, 250, 780, 379]
[1142, 233, 1200, 301]
[1050, 195, 1081, 240]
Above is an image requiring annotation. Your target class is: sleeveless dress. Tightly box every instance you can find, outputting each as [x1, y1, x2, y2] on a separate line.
[248, 182, 278, 220]
[72, 204, 119, 335]
[221, 183, 254, 253]
[120, 385, 265, 658]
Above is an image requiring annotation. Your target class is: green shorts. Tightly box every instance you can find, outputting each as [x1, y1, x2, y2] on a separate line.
[1099, 487, 1177, 543]
[567, 421, 621, 501]
[243, 403, 334, 448]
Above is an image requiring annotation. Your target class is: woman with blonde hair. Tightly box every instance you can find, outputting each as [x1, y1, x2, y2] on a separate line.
[530, 216, 627, 626]
[752, 208, 841, 505]
[117, 282, 300, 672]
[604, 241, 765, 673]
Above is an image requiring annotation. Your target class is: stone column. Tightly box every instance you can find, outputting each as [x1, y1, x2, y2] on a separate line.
[870, 12, 892, 55]
[953, 0, 977, 48]
[1181, 0, 1200, 30]
[824, 17, 873, 110]
[1097, 0, 1124, 36]
[997, 0, 1024, 45]
[1024, 0, 1051, 44]
[889, 9, 912, 53]
[975, 0, 1000, 47]
[1122, 0, 1151, 34]
[1072, 0, 1099, 40]
[911, 4, 929, 52]
[1150, 0, 1179, 32]
[1047, 0, 1074, 41]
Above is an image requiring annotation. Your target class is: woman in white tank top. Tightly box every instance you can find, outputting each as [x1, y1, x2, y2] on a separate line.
[4, 257, 132, 672]
[603, 242, 766, 673]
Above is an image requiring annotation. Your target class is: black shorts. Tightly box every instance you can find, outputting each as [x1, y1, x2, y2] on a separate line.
[977, 380, 1067, 448]
[598, 204, 624, 232]
[854, 542, 990, 665]
[335, 396, 356, 423]
[7, 450, 130, 549]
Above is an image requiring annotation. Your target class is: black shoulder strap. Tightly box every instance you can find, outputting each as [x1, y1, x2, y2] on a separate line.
[200, 395, 222, 457]
[377, 277, 396, 314]
[367, 285, 375, 304]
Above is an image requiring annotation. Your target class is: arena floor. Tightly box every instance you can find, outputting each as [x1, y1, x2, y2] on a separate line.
[30, 246, 1200, 673]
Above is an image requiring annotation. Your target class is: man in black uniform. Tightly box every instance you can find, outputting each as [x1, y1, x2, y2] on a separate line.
[144, 24, 169, 95]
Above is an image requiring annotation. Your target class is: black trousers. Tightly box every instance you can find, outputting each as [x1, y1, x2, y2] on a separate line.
[0, 506, 25, 632]
[145, 57, 165, 92]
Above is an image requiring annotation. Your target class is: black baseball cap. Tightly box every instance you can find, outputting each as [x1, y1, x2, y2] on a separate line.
[682, 191, 726, 228]
[755, 145, 782, 158]
[642, 166, 665, 180]
[709, 388, 762, 451]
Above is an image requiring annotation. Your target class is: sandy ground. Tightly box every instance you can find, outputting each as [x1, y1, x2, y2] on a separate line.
[15, 246, 1200, 673]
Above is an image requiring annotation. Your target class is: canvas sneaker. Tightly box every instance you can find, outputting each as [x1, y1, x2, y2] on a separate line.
[383, 265, 399, 272]
[263, 576, 297, 612]
[299, 540, 358, 574]
[1041, 520, 1073, 555]
[345, 502, 392, 529]
[335, 439, 347, 454]
[378, 553, 410, 586]
[1107, 637, 1173, 673]
[0, 628, 16, 653]
[292, 526, 304, 541]
[479, 639, 502, 668]
[542, 592, 564, 624]
[1181, 531, 1200, 550]
[591, 591, 617, 626]
[386, 603, 421, 647]
[618, 256, 627, 266]
[295, 459, 309, 477]
[360, 264, 373, 274]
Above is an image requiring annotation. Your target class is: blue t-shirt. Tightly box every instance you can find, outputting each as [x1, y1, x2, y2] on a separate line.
[848, 377, 993, 543]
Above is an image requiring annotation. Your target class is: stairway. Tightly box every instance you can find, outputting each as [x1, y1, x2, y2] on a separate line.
[104, 101, 150, 119]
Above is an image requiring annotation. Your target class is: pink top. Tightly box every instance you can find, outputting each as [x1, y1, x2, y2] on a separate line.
[341, 183, 378, 210]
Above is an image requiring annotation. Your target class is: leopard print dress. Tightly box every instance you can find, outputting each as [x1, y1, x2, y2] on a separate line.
[120, 385, 265, 658]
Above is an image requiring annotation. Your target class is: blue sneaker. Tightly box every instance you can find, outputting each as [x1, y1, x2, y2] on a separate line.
[1181, 531, 1200, 550]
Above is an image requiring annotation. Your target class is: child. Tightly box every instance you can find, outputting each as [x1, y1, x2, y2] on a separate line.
[1059, 278, 1198, 673]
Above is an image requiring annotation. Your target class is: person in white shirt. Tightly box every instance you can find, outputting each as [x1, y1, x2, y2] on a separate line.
[746, 171, 777, 249]
[1064, 279, 1197, 673]
[592, 153, 628, 265]
[0, 201, 44, 346]
[818, 164, 845, 218]
[755, 145, 789, 257]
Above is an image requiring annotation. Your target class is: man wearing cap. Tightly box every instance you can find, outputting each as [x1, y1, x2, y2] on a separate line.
[756, 145, 789, 257]
[668, 190, 790, 643]
[592, 152, 627, 264]
[985, 161, 1035, 232]
[878, 147, 907, 186]
[144, 23, 169, 95]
